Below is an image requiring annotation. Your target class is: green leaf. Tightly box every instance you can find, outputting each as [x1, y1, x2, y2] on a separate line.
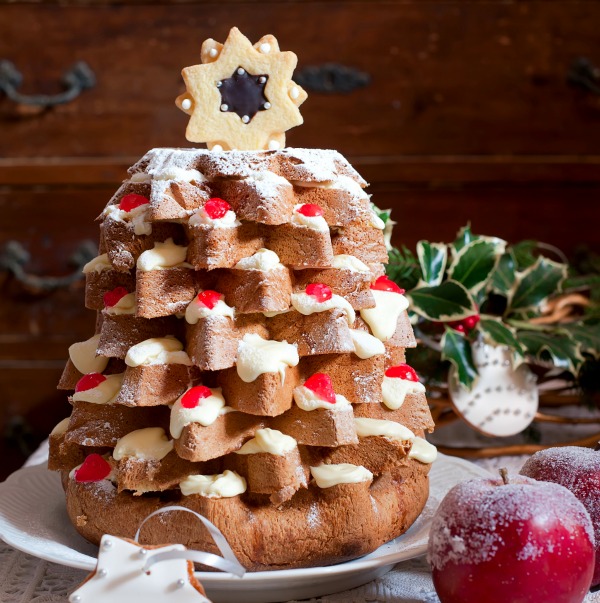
[408, 280, 478, 321]
[453, 223, 477, 252]
[478, 316, 525, 365]
[561, 323, 600, 358]
[518, 330, 585, 374]
[370, 203, 391, 224]
[417, 241, 447, 286]
[491, 252, 516, 296]
[386, 245, 421, 291]
[448, 237, 506, 294]
[442, 327, 478, 388]
[512, 240, 539, 270]
[508, 257, 568, 312]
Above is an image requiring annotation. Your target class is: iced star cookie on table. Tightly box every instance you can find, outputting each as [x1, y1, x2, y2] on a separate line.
[176, 27, 307, 150]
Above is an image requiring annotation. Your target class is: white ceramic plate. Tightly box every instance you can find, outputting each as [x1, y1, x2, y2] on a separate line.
[0, 455, 490, 603]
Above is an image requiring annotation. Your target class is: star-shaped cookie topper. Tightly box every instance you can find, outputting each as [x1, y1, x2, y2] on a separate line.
[176, 27, 308, 151]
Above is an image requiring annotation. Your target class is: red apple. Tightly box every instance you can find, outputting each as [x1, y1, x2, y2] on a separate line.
[520, 446, 600, 586]
[428, 472, 595, 603]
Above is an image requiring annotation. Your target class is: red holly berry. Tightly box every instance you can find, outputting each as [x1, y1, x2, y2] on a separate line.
[103, 286, 129, 308]
[196, 290, 222, 310]
[180, 385, 213, 409]
[303, 373, 336, 404]
[385, 363, 419, 382]
[297, 204, 324, 217]
[204, 198, 231, 219]
[448, 314, 480, 334]
[118, 193, 150, 212]
[370, 275, 405, 294]
[75, 372, 107, 392]
[306, 283, 333, 302]
[463, 314, 481, 330]
[74, 454, 112, 482]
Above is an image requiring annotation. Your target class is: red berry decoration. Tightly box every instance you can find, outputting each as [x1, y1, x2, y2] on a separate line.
[74, 454, 112, 483]
[103, 286, 129, 308]
[75, 372, 107, 393]
[297, 204, 324, 217]
[463, 314, 480, 330]
[385, 363, 419, 382]
[306, 283, 333, 302]
[118, 193, 149, 212]
[196, 290, 222, 310]
[180, 385, 213, 409]
[303, 373, 336, 404]
[204, 198, 231, 219]
[370, 275, 405, 294]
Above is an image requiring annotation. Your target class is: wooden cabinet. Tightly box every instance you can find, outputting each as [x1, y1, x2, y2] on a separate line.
[1, 1, 599, 477]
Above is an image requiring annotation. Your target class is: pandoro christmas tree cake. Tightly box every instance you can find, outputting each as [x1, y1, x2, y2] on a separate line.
[48, 27, 437, 571]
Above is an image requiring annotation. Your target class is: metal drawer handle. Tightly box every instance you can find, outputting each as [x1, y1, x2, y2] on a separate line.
[295, 63, 370, 94]
[567, 57, 600, 95]
[0, 60, 96, 107]
[0, 240, 97, 292]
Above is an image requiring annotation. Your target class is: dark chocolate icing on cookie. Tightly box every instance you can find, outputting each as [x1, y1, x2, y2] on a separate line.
[218, 67, 270, 123]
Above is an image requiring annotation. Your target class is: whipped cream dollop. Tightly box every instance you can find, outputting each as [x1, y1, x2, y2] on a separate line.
[234, 248, 282, 271]
[136, 238, 190, 271]
[349, 329, 385, 359]
[291, 292, 355, 326]
[50, 417, 70, 437]
[82, 253, 113, 274]
[68, 334, 109, 375]
[293, 386, 351, 411]
[381, 375, 426, 410]
[235, 428, 297, 456]
[291, 204, 329, 232]
[354, 417, 415, 442]
[331, 254, 371, 273]
[408, 437, 438, 464]
[310, 464, 373, 488]
[125, 336, 192, 367]
[149, 166, 206, 183]
[189, 207, 239, 228]
[104, 293, 136, 315]
[169, 387, 230, 439]
[292, 175, 369, 201]
[184, 295, 235, 324]
[72, 373, 124, 404]
[369, 211, 386, 230]
[103, 201, 151, 236]
[113, 427, 173, 461]
[236, 333, 299, 383]
[180, 470, 247, 498]
[360, 290, 409, 341]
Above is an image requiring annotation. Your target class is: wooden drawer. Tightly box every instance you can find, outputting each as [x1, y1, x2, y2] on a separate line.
[2, 2, 600, 160]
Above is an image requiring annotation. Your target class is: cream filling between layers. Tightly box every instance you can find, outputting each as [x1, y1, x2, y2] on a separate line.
[291, 292, 355, 326]
[104, 293, 137, 316]
[291, 175, 369, 201]
[310, 464, 373, 488]
[71, 373, 124, 404]
[136, 238, 191, 271]
[50, 417, 70, 437]
[184, 297, 235, 324]
[125, 336, 192, 367]
[68, 334, 109, 375]
[113, 427, 173, 461]
[103, 202, 151, 236]
[235, 428, 296, 456]
[354, 418, 415, 442]
[349, 329, 385, 359]
[331, 254, 371, 273]
[180, 470, 247, 498]
[236, 333, 299, 383]
[189, 208, 240, 228]
[291, 204, 329, 232]
[408, 437, 438, 464]
[360, 290, 409, 341]
[169, 388, 231, 439]
[234, 248, 282, 271]
[293, 386, 351, 411]
[82, 253, 113, 274]
[381, 376, 426, 410]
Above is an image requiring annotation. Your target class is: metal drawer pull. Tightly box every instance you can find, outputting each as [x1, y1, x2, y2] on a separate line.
[0, 240, 97, 292]
[567, 57, 600, 95]
[295, 63, 370, 94]
[0, 60, 95, 107]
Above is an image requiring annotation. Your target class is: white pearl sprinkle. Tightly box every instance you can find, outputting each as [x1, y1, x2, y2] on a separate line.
[237, 67, 245, 75]
[268, 140, 281, 150]
[211, 144, 224, 152]
[181, 98, 192, 110]
[263, 102, 271, 110]
[220, 104, 229, 111]
[289, 86, 300, 100]
[72, 596, 82, 603]
[258, 76, 267, 84]
[138, 548, 148, 556]
[241, 115, 250, 123]
[216, 80, 222, 88]
[98, 569, 108, 578]
[102, 539, 113, 549]
[176, 579, 186, 589]
[259, 43, 271, 54]
[209, 48, 218, 58]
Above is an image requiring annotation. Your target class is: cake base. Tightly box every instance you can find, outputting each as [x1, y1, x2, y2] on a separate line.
[63, 459, 430, 571]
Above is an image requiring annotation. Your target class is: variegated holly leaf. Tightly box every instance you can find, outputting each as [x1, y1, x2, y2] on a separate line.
[387, 245, 421, 291]
[491, 252, 516, 296]
[453, 224, 478, 252]
[512, 240, 539, 269]
[508, 257, 568, 313]
[478, 316, 525, 365]
[518, 330, 585, 374]
[442, 327, 478, 389]
[417, 241, 447, 286]
[560, 323, 600, 358]
[408, 280, 478, 321]
[448, 237, 506, 294]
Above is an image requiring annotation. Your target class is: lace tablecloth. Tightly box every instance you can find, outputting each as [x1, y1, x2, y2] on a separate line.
[2, 447, 599, 603]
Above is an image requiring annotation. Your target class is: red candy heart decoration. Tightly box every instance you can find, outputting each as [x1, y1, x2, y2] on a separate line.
[75, 372, 107, 392]
[303, 373, 336, 404]
[385, 363, 419, 382]
[181, 385, 213, 409]
[204, 198, 231, 219]
[75, 454, 112, 483]
[196, 290, 222, 310]
[370, 275, 405, 294]
[103, 286, 129, 308]
[297, 204, 324, 217]
[306, 283, 333, 302]
[118, 193, 150, 212]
